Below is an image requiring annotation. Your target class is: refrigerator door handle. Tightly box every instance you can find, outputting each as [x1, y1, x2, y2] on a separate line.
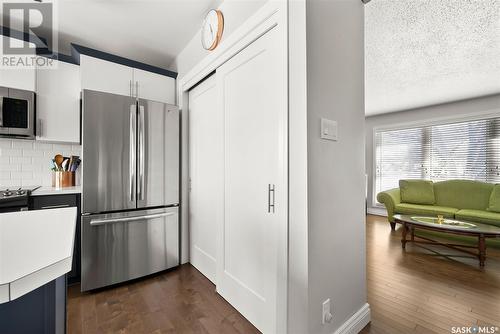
[138, 105, 145, 201]
[129, 105, 137, 202]
[90, 212, 175, 226]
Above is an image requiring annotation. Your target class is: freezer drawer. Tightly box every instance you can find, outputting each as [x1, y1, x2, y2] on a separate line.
[81, 207, 179, 292]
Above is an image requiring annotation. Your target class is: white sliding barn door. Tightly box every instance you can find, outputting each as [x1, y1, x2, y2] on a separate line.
[188, 75, 222, 283]
[216, 26, 287, 334]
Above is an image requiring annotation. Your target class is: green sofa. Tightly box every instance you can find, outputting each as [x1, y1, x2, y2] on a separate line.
[377, 179, 500, 233]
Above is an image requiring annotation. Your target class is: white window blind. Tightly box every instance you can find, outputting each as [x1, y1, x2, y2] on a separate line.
[375, 117, 500, 201]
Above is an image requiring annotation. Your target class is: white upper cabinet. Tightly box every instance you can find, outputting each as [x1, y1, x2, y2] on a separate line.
[80, 55, 175, 104]
[133, 68, 175, 104]
[80, 55, 134, 96]
[36, 60, 81, 143]
[0, 37, 36, 91]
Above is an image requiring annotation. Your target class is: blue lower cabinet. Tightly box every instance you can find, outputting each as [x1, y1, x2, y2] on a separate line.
[0, 275, 66, 334]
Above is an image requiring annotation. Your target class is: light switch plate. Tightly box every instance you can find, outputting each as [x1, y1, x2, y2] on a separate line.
[321, 118, 338, 141]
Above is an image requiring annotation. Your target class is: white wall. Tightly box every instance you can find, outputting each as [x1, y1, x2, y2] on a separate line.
[306, 0, 367, 333]
[0, 139, 81, 187]
[169, 0, 267, 77]
[288, 0, 309, 332]
[365, 93, 500, 212]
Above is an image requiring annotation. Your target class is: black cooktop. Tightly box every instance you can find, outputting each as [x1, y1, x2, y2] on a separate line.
[0, 186, 40, 210]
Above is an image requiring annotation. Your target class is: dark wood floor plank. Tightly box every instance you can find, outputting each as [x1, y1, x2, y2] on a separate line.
[67, 265, 260, 334]
[362, 215, 500, 333]
[68, 215, 499, 333]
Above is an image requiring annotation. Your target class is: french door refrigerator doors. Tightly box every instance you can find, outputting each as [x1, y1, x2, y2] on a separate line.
[82, 90, 137, 214]
[81, 207, 179, 291]
[137, 100, 179, 209]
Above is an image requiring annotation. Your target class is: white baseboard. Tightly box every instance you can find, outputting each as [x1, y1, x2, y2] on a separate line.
[332, 303, 371, 334]
[366, 207, 387, 217]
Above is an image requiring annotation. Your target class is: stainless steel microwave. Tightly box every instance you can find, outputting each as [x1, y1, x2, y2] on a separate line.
[0, 86, 35, 139]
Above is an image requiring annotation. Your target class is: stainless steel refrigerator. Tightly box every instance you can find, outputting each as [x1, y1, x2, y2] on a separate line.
[80, 89, 179, 292]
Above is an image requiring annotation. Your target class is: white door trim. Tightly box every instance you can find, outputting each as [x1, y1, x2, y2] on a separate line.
[177, 2, 289, 333]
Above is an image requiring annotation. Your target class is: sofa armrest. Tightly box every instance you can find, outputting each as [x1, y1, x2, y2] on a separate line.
[376, 188, 401, 223]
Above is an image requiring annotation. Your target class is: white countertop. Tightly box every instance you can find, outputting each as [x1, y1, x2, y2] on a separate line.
[32, 186, 82, 196]
[0, 207, 77, 304]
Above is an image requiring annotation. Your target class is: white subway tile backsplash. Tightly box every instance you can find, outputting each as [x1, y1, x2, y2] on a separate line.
[52, 144, 71, 151]
[0, 138, 81, 188]
[32, 157, 51, 165]
[21, 179, 39, 187]
[0, 148, 22, 156]
[33, 142, 53, 150]
[21, 164, 42, 172]
[11, 171, 33, 179]
[22, 149, 45, 157]
[12, 141, 34, 149]
[0, 171, 11, 179]
[0, 164, 21, 172]
[2, 179, 22, 187]
[10, 156, 32, 164]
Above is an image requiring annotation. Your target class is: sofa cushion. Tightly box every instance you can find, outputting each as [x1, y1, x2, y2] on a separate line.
[487, 184, 500, 213]
[455, 209, 500, 227]
[434, 180, 493, 210]
[395, 203, 458, 218]
[399, 180, 435, 205]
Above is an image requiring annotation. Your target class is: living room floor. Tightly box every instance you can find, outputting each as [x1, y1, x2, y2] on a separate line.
[361, 215, 500, 334]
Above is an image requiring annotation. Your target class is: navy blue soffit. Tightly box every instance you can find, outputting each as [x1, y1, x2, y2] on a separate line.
[37, 51, 79, 65]
[0, 27, 178, 78]
[71, 44, 178, 79]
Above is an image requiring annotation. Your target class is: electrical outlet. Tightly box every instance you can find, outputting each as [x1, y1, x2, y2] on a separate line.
[322, 298, 333, 324]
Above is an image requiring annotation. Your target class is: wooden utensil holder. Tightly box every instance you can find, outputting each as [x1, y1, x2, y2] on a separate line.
[52, 171, 75, 188]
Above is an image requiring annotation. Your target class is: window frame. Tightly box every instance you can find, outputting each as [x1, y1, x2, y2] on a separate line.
[371, 109, 500, 208]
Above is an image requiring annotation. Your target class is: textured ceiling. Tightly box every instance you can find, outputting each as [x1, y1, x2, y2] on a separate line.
[365, 0, 500, 116]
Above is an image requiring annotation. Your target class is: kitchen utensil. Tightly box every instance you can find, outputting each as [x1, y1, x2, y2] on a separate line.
[54, 154, 64, 170]
[61, 159, 69, 171]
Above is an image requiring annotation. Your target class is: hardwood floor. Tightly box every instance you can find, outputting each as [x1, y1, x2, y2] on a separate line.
[361, 215, 500, 334]
[67, 265, 260, 334]
[68, 216, 500, 334]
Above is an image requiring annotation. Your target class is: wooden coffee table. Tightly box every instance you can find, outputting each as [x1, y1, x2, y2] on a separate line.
[393, 214, 500, 267]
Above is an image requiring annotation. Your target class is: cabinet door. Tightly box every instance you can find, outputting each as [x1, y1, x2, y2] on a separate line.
[80, 55, 133, 97]
[36, 60, 81, 143]
[216, 26, 287, 334]
[0, 37, 36, 91]
[30, 194, 81, 284]
[188, 74, 220, 283]
[134, 68, 175, 104]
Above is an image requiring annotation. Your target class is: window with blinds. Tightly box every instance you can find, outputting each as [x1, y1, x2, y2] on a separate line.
[375, 117, 500, 203]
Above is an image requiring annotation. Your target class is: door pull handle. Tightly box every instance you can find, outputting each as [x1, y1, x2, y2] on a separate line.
[268, 184, 275, 213]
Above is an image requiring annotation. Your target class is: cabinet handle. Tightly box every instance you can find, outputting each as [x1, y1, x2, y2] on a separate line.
[129, 80, 132, 97]
[41, 204, 71, 209]
[136, 81, 139, 99]
[268, 184, 275, 213]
